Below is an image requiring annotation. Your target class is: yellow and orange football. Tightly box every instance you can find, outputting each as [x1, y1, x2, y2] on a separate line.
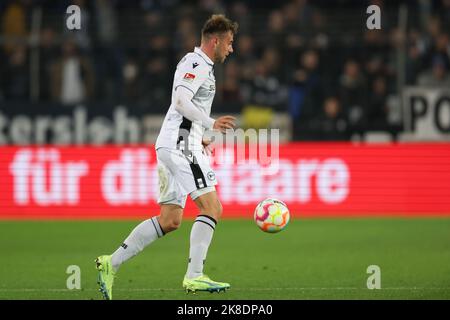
[254, 198, 290, 233]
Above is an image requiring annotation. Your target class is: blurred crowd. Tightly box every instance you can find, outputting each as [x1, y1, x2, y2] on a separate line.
[1, 0, 450, 140]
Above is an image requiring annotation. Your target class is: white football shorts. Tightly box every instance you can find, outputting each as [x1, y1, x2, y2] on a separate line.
[156, 147, 217, 208]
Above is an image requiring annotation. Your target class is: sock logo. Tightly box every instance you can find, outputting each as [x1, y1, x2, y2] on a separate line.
[121, 243, 128, 249]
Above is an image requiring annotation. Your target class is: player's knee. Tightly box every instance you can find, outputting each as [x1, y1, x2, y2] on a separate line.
[168, 217, 182, 232]
[166, 219, 181, 232]
[159, 215, 182, 233]
[216, 201, 223, 218]
[202, 201, 222, 220]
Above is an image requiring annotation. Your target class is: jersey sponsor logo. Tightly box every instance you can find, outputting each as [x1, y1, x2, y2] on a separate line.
[183, 72, 196, 82]
[192, 62, 199, 68]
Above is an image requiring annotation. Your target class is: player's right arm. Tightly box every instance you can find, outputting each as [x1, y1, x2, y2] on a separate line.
[174, 87, 236, 133]
[174, 86, 216, 129]
[212, 115, 236, 133]
[173, 58, 235, 133]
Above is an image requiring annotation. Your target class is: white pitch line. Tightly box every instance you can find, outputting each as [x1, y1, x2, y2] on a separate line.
[1, 287, 450, 292]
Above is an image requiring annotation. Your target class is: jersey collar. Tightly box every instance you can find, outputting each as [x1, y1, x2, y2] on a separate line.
[194, 47, 214, 66]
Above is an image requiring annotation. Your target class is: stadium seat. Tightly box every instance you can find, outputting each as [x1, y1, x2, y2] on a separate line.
[363, 131, 393, 143]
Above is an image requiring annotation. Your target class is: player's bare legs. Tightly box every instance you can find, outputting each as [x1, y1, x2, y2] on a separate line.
[158, 204, 184, 233]
[183, 190, 230, 292]
[194, 190, 223, 220]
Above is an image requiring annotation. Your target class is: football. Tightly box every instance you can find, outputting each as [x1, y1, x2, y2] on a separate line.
[254, 198, 290, 233]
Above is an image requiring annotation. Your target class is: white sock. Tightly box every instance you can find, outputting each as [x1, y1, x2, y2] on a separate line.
[111, 216, 164, 272]
[186, 215, 217, 279]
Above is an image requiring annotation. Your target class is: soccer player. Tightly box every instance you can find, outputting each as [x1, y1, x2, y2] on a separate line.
[95, 14, 238, 300]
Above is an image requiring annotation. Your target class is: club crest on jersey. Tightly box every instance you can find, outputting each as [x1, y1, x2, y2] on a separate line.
[207, 171, 216, 181]
[183, 73, 196, 82]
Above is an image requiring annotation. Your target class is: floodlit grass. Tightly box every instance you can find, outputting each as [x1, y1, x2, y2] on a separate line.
[0, 218, 449, 299]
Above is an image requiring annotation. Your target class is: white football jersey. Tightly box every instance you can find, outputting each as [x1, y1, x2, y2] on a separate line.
[155, 47, 216, 152]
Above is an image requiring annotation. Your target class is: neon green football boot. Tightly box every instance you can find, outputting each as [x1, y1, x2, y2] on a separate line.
[95, 255, 115, 300]
[183, 275, 230, 293]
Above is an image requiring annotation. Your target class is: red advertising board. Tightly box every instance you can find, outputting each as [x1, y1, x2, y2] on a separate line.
[0, 143, 449, 219]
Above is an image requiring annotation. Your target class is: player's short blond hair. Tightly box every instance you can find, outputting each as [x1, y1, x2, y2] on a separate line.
[201, 14, 238, 40]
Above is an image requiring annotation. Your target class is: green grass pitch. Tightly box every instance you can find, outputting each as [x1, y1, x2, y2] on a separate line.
[0, 218, 449, 300]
